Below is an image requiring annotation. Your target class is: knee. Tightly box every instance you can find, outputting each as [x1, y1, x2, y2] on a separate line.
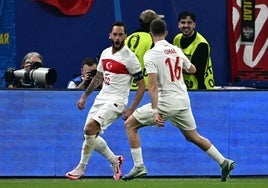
[84, 127, 92, 136]
[84, 121, 100, 135]
[124, 119, 132, 133]
[124, 116, 138, 133]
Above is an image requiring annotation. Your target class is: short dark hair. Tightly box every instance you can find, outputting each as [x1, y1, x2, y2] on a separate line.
[110, 21, 127, 34]
[150, 18, 166, 37]
[178, 11, 196, 22]
[82, 57, 97, 67]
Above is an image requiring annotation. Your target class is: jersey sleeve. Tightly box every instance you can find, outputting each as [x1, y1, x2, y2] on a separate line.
[97, 51, 104, 73]
[126, 50, 142, 75]
[176, 46, 192, 70]
[144, 50, 157, 74]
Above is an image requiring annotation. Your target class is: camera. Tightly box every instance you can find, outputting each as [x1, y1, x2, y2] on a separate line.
[86, 69, 97, 78]
[4, 64, 57, 87]
[82, 69, 97, 88]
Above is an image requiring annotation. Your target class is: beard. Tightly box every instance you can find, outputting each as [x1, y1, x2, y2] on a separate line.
[112, 40, 124, 51]
[182, 28, 195, 37]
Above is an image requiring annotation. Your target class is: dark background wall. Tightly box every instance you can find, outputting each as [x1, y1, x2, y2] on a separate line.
[15, 0, 230, 88]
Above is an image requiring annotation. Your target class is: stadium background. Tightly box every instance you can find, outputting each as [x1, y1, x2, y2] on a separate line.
[1, 0, 231, 88]
[0, 0, 267, 177]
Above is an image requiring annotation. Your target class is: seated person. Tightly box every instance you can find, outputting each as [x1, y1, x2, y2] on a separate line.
[67, 57, 99, 89]
[6, 52, 53, 88]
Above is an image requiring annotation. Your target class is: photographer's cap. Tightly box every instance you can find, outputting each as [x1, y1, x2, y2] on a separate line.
[139, 9, 164, 24]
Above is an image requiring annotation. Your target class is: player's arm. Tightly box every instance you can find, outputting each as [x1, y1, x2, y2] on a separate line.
[182, 52, 196, 74]
[77, 71, 103, 110]
[185, 64, 196, 74]
[84, 71, 103, 96]
[130, 73, 146, 111]
[123, 71, 146, 120]
[147, 73, 158, 110]
[148, 72, 164, 127]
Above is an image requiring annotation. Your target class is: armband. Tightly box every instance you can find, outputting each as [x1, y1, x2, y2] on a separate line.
[133, 71, 144, 81]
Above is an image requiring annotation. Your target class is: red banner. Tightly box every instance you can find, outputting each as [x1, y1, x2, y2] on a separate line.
[227, 0, 268, 83]
[36, 0, 94, 15]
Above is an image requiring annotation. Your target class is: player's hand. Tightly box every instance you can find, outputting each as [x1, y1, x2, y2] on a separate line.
[77, 94, 87, 110]
[154, 113, 164, 128]
[122, 108, 134, 120]
[183, 69, 190, 74]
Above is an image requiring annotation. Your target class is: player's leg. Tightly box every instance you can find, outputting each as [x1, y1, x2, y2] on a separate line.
[181, 129, 235, 181]
[91, 101, 126, 180]
[173, 108, 235, 182]
[94, 136, 124, 180]
[122, 104, 154, 180]
[66, 101, 123, 180]
[65, 119, 100, 180]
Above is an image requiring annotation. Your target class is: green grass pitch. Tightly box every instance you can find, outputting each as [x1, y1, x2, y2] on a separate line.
[0, 177, 268, 188]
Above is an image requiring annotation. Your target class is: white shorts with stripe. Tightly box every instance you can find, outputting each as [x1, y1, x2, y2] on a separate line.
[84, 98, 126, 133]
[133, 103, 196, 131]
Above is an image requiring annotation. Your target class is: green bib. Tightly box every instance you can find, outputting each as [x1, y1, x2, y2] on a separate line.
[173, 32, 215, 89]
[126, 32, 153, 90]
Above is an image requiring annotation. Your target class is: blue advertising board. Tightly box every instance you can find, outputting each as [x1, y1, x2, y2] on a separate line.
[0, 90, 267, 177]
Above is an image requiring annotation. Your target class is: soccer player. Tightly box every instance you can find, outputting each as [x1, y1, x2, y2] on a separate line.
[122, 19, 235, 181]
[65, 21, 146, 181]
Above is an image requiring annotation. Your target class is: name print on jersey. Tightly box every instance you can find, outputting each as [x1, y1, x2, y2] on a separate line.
[164, 48, 176, 55]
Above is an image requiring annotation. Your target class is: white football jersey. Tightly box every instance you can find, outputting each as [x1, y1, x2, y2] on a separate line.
[144, 40, 192, 111]
[96, 45, 142, 104]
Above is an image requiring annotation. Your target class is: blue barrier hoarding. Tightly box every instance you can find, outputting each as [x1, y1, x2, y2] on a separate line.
[0, 90, 267, 176]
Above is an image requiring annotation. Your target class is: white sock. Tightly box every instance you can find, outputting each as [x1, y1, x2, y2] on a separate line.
[206, 145, 225, 165]
[78, 135, 96, 168]
[94, 136, 116, 164]
[131, 147, 144, 167]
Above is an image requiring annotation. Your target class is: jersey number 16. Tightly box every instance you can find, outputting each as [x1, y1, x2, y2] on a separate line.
[165, 57, 181, 82]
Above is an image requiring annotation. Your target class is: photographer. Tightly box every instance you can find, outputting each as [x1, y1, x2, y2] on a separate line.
[6, 52, 54, 89]
[67, 57, 100, 89]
